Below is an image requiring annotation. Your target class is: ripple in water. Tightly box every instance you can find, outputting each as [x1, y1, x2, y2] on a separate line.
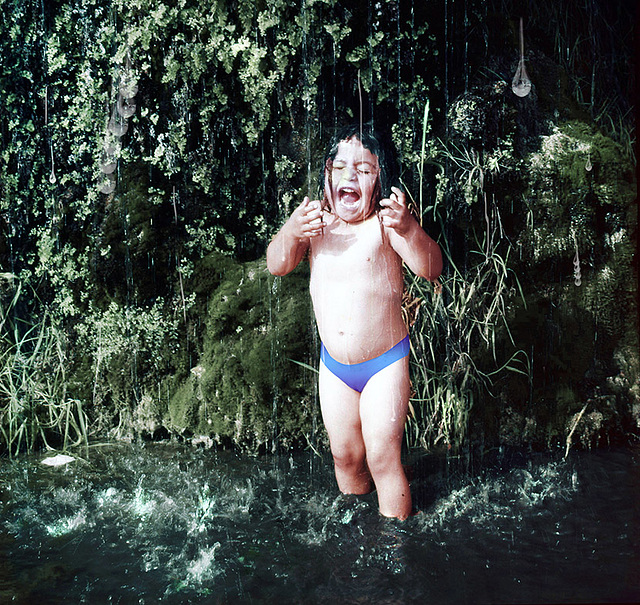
[1, 443, 638, 604]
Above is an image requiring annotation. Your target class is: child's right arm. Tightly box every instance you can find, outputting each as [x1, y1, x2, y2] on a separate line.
[266, 197, 325, 276]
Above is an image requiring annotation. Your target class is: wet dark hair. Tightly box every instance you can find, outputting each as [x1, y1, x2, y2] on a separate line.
[319, 123, 397, 207]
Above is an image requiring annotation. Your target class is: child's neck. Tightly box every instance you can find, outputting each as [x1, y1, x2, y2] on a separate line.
[332, 208, 378, 228]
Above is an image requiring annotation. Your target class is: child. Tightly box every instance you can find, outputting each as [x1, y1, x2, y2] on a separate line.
[267, 125, 442, 519]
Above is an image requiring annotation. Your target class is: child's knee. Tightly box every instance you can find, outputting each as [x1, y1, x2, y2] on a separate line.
[364, 444, 399, 477]
[331, 444, 366, 472]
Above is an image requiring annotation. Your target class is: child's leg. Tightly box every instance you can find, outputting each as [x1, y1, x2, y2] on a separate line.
[319, 360, 373, 494]
[359, 356, 412, 519]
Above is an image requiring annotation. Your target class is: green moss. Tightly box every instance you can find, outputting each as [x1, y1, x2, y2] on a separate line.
[166, 253, 316, 450]
[523, 121, 635, 262]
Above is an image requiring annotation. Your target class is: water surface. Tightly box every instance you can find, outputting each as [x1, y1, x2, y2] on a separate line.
[1, 442, 638, 603]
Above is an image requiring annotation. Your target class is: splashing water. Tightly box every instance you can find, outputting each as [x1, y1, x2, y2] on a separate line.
[1, 444, 637, 603]
[100, 134, 121, 177]
[119, 56, 139, 99]
[99, 155, 117, 175]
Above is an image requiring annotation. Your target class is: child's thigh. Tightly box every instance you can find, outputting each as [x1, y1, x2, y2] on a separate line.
[359, 356, 410, 447]
[318, 360, 363, 446]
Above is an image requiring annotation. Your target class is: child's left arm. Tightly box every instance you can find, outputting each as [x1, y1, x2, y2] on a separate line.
[379, 186, 443, 281]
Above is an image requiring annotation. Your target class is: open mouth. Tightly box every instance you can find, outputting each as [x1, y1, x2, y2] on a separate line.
[338, 187, 361, 208]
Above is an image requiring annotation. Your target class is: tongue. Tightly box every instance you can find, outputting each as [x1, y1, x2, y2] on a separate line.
[340, 191, 360, 205]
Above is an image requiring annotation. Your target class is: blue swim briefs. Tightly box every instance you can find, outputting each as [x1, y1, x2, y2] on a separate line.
[320, 334, 410, 393]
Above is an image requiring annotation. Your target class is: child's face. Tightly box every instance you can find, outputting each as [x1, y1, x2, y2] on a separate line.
[325, 137, 380, 223]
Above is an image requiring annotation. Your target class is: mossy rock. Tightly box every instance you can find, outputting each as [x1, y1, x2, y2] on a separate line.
[166, 252, 317, 451]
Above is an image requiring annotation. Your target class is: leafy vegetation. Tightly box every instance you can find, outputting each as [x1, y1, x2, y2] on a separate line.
[0, 275, 88, 456]
[0, 0, 636, 454]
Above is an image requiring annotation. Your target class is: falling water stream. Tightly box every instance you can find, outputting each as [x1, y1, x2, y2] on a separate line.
[1, 443, 638, 603]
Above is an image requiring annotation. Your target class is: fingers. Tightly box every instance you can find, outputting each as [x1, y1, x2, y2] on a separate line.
[379, 190, 403, 213]
[390, 186, 405, 203]
[379, 187, 412, 233]
[297, 196, 311, 211]
[379, 187, 406, 210]
[379, 188, 405, 218]
[297, 198, 325, 238]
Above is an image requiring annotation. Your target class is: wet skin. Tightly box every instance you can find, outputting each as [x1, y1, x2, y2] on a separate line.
[267, 137, 442, 519]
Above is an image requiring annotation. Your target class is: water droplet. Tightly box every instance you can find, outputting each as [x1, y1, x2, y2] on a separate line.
[117, 93, 136, 119]
[512, 18, 532, 97]
[585, 153, 592, 171]
[119, 72, 139, 99]
[103, 135, 122, 157]
[99, 174, 116, 194]
[48, 146, 56, 183]
[108, 106, 128, 137]
[512, 59, 532, 97]
[100, 161, 117, 174]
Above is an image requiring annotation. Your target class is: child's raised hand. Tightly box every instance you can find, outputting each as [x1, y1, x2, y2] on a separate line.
[290, 197, 325, 240]
[267, 197, 324, 275]
[379, 187, 415, 236]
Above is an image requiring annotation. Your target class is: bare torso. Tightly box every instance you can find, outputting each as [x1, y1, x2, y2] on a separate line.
[309, 212, 407, 364]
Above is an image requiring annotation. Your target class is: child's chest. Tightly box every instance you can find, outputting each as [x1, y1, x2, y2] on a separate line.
[309, 216, 399, 278]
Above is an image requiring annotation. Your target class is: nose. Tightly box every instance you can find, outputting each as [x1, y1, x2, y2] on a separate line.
[343, 165, 357, 181]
